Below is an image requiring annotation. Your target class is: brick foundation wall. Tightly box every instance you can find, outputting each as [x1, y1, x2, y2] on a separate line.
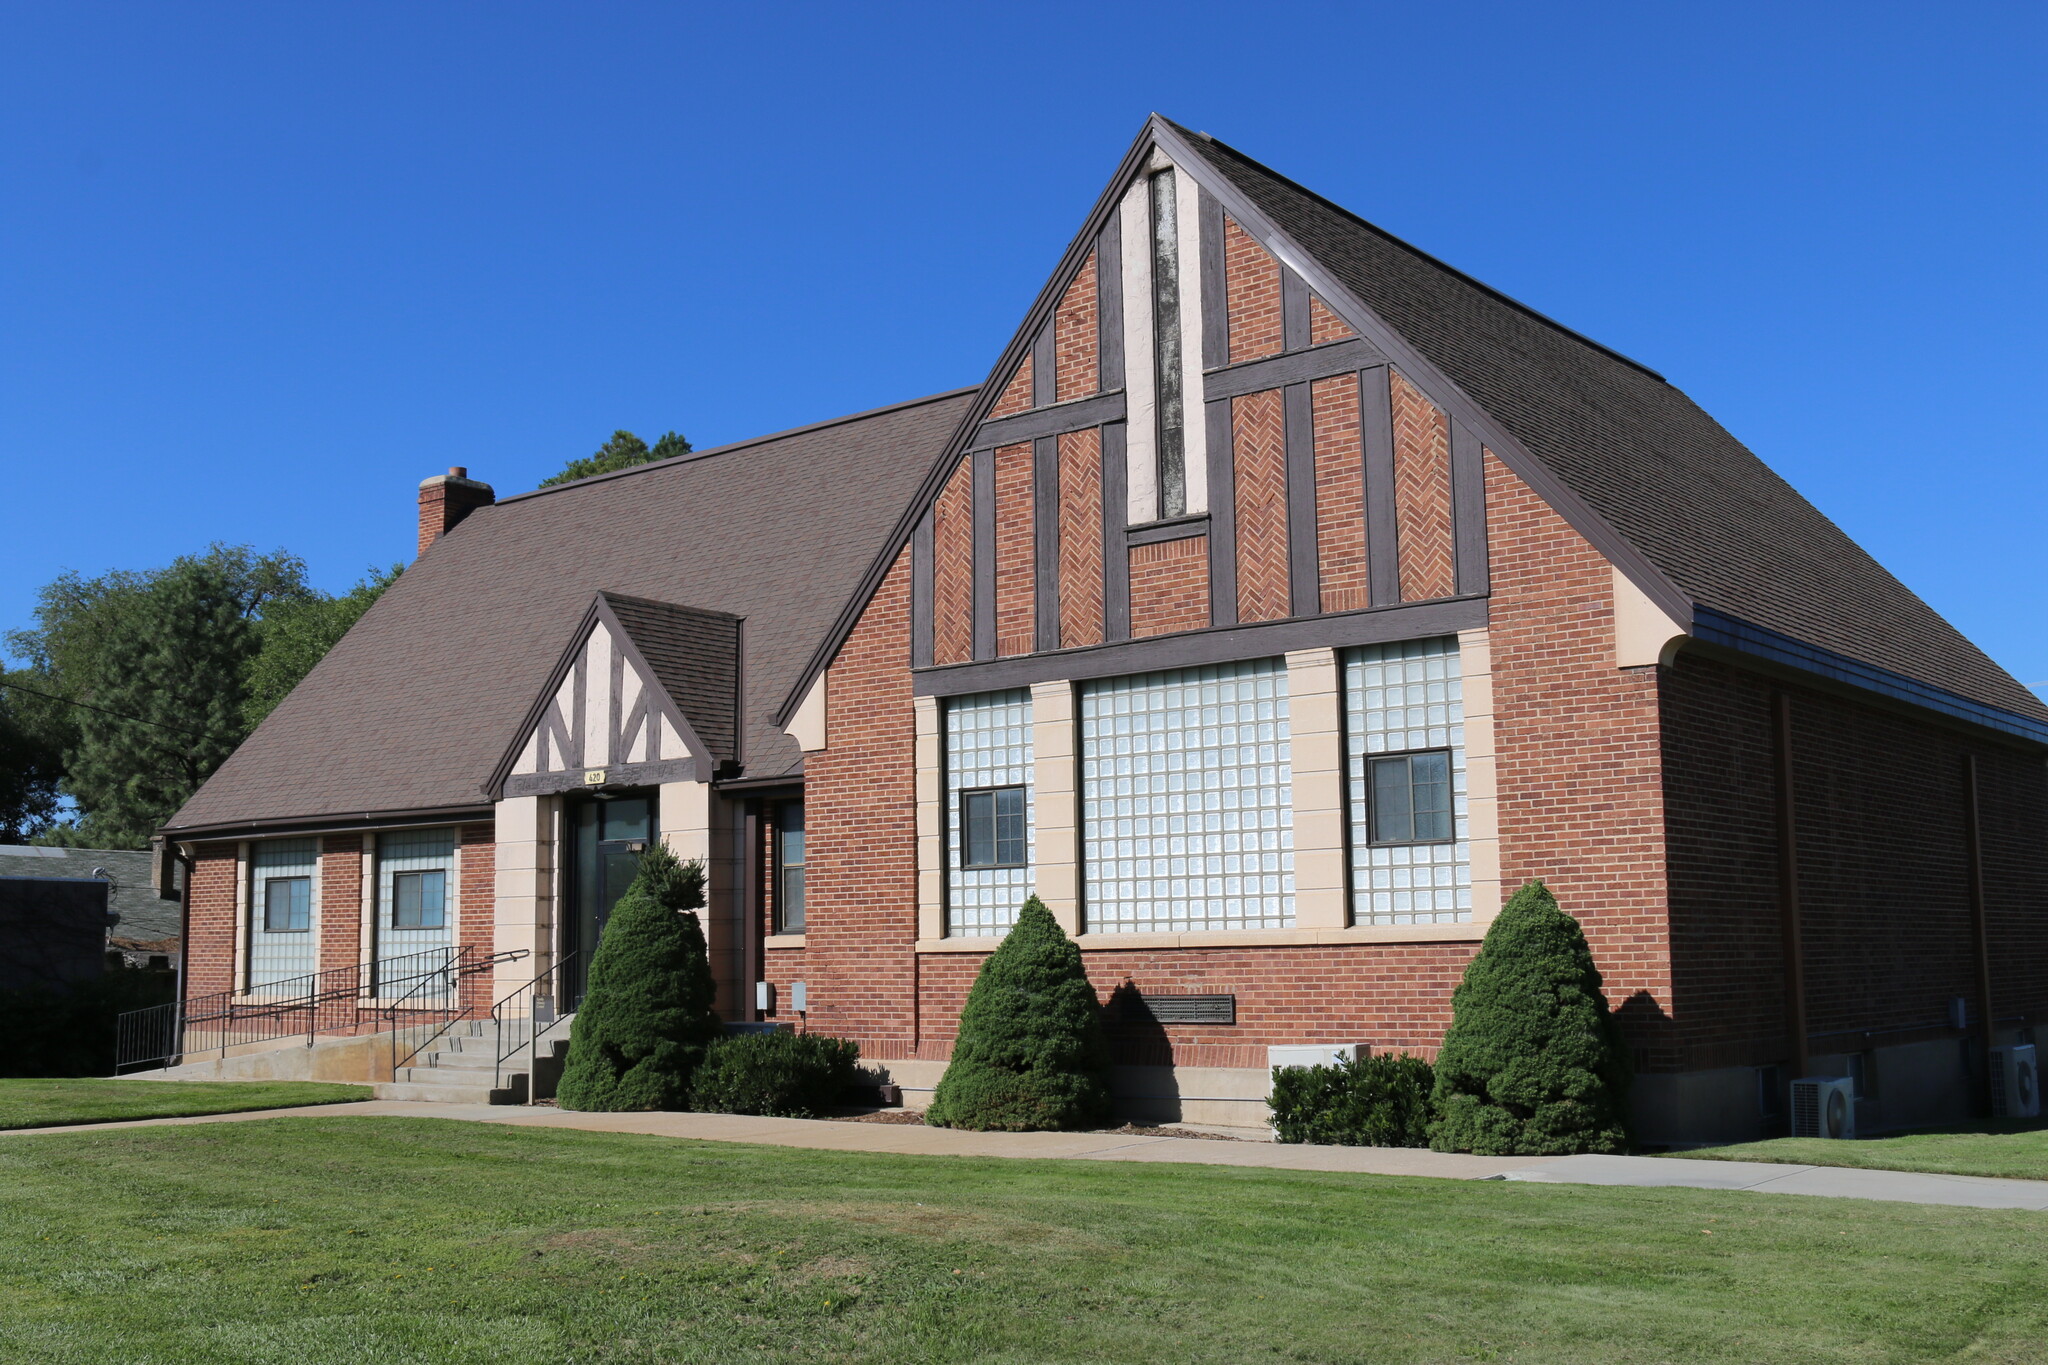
[1225, 215, 1282, 363]
[1053, 252, 1098, 403]
[1056, 429, 1105, 648]
[1390, 368, 1455, 602]
[993, 442, 1035, 657]
[1232, 389, 1289, 623]
[1311, 373, 1368, 613]
[1128, 535, 1209, 637]
[931, 461, 973, 665]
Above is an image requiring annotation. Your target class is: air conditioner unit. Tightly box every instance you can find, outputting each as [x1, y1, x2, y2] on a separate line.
[1267, 1044, 1368, 1071]
[1789, 1076, 1857, 1140]
[1992, 1044, 2040, 1119]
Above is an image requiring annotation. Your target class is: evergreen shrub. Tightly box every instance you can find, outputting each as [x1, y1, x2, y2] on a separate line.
[1428, 880, 1631, 1155]
[1269, 1052, 1435, 1146]
[690, 1030, 861, 1118]
[556, 845, 722, 1112]
[925, 896, 1111, 1131]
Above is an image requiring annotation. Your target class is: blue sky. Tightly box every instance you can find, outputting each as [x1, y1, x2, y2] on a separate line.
[3, 3, 2043, 693]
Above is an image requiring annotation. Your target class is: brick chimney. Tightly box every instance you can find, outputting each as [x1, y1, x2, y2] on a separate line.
[417, 467, 495, 557]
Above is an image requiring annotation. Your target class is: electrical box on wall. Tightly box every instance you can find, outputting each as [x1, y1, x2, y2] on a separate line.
[755, 981, 774, 1013]
[791, 980, 808, 1013]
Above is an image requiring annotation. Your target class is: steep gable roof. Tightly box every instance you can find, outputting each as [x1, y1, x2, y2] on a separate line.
[165, 389, 976, 836]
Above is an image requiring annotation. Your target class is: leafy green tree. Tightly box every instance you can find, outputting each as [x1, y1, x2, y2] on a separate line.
[925, 897, 1111, 1131]
[0, 669, 65, 842]
[556, 843, 723, 1111]
[539, 429, 691, 487]
[243, 565, 402, 729]
[1428, 880, 1631, 1155]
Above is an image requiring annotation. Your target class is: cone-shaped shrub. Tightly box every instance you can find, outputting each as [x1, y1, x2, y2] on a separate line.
[1428, 880, 1631, 1155]
[925, 896, 1111, 1131]
[556, 844, 722, 1112]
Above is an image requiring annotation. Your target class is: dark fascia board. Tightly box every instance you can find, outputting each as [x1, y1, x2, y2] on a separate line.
[1203, 337, 1386, 401]
[775, 120, 1169, 730]
[1691, 606, 2048, 748]
[976, 390, 1127, 448]
[1149, 118, 1697, 633]
[160, 805, 496, 846]
[505, 757, 696, 798]
[482, 592, 724, 801]
[912, 596, 1487, 697]
[713, 769, 805, 795]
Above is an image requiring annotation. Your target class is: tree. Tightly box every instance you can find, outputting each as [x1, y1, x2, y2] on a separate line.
[556, 843, 723, 1111]
[540, 429, 691, 487]
[243, 564, 402, 729]
[925, 897, 1111, 1131]
[1428, 880, 1631, 1155]
[0, 670, 64, 842]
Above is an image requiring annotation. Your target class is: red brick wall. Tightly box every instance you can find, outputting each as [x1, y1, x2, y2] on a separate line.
[1231, 389, 1290, 622]
[1309, 294, 1355, 345]
[1312, 373, 1368, 613]
[989, 355, 1034, 419]
[1056, 428, 1105, 648]
[318, 835, 361, 976]
[459, 822, 495, 1014]
[1225, 216, 1282, 363]
[1128, 536, 1209, 637]
[184, 844, 239, 999]
[1053, 251, 1098, 403]
[1390, 368, 1456, 602]
[931, 461, 974, 665]
[993, 442, 1035, 657]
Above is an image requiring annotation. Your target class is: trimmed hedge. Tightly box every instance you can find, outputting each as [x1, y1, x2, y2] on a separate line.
[925, 896, 1111, 1132]
[691, 1031, 861, 1119]
[1429, 879, 1631, 1155]
[1269, 1052, 1435, 1147]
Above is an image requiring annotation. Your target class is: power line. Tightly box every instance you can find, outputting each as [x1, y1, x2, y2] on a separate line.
[0, 678, 213, 739]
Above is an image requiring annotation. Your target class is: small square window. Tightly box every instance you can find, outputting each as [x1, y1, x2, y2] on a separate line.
[962, 787, 1027, 868]
[392, 869, 446, 930]
[262, 877, 310, 933]
[1368, 751, 1453, 844]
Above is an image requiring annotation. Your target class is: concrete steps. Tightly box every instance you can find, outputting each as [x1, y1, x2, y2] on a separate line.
[371, 1016, 573, 1106]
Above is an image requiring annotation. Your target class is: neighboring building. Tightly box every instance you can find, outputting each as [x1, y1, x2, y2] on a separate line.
[160, 118, 2047, 1142]
[0, 845, 183, 987]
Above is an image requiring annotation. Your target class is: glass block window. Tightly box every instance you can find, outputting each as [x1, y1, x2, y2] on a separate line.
[944, 689, 1034, 936]
[248, 838, 317, 989]
[1345, 637, 1469, 925]
[377, 827, 456, 992]
[1080, 658, 1293, 933]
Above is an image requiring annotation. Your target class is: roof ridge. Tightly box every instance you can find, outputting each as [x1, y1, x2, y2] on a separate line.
[498, 385, 982, 506]
[1165, 119, 1667, 383]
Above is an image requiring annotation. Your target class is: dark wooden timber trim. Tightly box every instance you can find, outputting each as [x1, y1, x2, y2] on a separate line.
[911, 508, 935, 669]
[1203, 338, 1384, 402]
[506, 757, 696, 798]
[1360, 364, 1401, 606]
[1281, 266, 1310, 351]
[1097, 211, 1124, 392]
[711, 771, 805, 795]
[912, 596, 1486, 696]
[1284, 381, 1317, 616]
[1033, 436, 1060, 652]
[1031, 325, 1056, 407]
[1205, 398, 1237, 627]
[975, 391, 1126, 449]
[1772, 689, 1809, 1083]
[1101, 423, 1132, 641]
[971, 447, 995, 661]
[1126, 512, 1209, 547]
[1451, 418, 1489, 596]
[1963, 753, 1996, 1115]
[1199, 186, 1227, 370]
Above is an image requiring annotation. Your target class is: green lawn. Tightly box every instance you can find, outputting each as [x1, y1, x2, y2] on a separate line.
[3, 1118, 2047, 1363]
[0, 1079, 371, 1131]
[1684, 1120, 2048, 1182]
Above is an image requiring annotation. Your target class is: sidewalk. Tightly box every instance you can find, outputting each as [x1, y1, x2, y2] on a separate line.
[12, 1100, 2048, 1211]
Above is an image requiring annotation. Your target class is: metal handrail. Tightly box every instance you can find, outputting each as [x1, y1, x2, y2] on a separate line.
[388, 948, 533, 1076]
[491, 950, 579, 1092]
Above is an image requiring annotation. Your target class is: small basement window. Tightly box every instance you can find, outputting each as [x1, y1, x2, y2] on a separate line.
[961, 786, 1028, 869]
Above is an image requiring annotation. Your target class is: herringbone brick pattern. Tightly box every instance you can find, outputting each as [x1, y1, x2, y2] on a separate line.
[1057, 428, 1105, 648]
[1390, 368, 1455, 601]
[931, 461, 974, 665]
[993, 442, 1035, 657]
[1312, 373, 1369, 612]
[1054, 251, 1098, 403]
[1232, 388, 1290, 622]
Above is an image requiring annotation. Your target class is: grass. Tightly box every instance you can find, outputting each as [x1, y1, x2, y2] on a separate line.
[0, 1079, 372, 1131]
[3, 1118, 2047, 1363]
[1683, 1119, 2048, 1182]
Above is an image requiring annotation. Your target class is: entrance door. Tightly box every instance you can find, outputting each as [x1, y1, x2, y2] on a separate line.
[564, 792, 654, 1008]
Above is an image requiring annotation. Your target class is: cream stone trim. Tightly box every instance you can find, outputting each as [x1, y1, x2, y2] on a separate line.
[1457, 628, 1503, 923]
[358, 831, 377, 978]
[1173, 163, 1208, 514]
[660, 778, 741, 1011]
[1612, 565, 1688, 668]
[1029, 680, 1079, 936]
[918, 923, 1489, 954]
[492, 794, 553, 997]
[761, 933, 807, 950]
[787, 672, 828, 752]
[914, 695, 944, 942]
[1286, 648, 1345, 931]
[232, 841, 250, 992]
[1119, 179, 1156, 523]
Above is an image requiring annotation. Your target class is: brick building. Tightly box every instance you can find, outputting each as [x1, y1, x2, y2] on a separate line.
[161, 118, 2047, 1142]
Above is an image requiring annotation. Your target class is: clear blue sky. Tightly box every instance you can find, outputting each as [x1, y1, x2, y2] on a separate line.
[3, 3, 2043, 693]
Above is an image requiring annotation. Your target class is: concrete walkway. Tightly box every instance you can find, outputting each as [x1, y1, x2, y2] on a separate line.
[11, 1101, 2047, 1211]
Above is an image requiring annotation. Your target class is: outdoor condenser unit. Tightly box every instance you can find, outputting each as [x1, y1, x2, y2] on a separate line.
[1789, 1076, 1856, 1139]
[1991, 1044, 2040, 1119]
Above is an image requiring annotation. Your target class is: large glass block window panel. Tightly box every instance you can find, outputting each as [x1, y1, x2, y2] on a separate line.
[1081, 658, 1293, 933]
[1346, 637, 1469, 925]
[944, 689, 1034, 936]
[377, 827, 456, 992]
[248, 838, 317, 988]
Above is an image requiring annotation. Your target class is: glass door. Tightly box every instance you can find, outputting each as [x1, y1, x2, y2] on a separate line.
[564, 792, 654, 1009]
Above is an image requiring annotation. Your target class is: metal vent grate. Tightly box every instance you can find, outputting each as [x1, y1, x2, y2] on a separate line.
[1120, 991, 1236, 1025]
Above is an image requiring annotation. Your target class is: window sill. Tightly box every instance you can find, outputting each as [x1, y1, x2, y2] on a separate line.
[914, 921, 1491, 953]
[762, 933, 807, 949]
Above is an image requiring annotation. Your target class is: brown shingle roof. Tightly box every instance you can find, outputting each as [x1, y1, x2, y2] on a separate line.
[599, 592, 741, 767]
[165, 389, 977, 835]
